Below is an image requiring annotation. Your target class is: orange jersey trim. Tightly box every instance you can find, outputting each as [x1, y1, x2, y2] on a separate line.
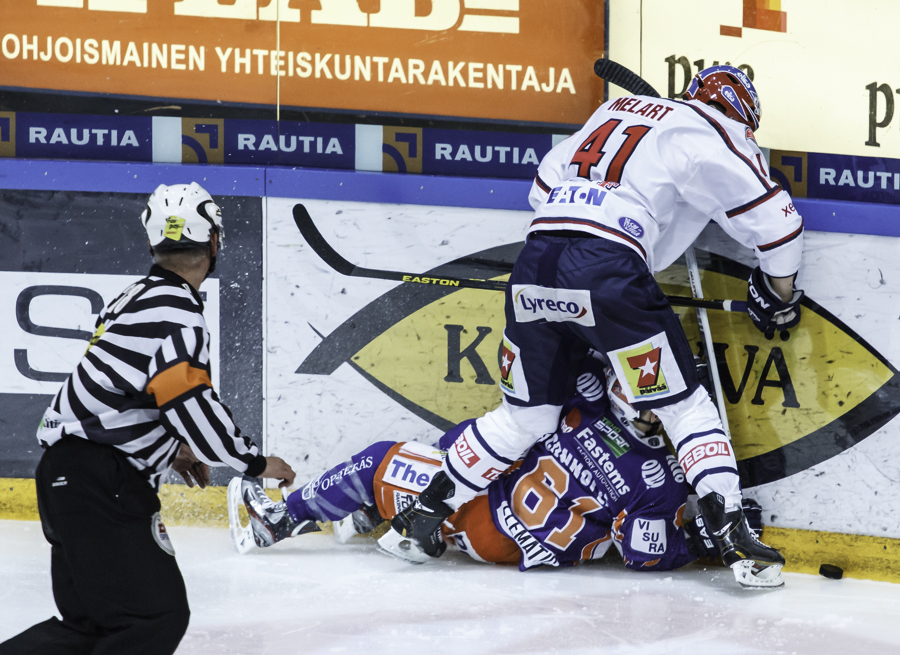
[147, 361, 212, 407]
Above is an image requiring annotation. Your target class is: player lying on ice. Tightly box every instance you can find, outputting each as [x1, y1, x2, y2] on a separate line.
[228, 353, 778, 585]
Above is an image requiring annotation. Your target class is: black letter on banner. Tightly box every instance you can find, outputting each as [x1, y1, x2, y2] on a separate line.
[751, 347, 800, 408]
[713, 343, 759, 404]
[865, 82, 895, 147]
[665, 55, 693, 99]
[444, 325, 495, 385]
[15, 285, 105, 382]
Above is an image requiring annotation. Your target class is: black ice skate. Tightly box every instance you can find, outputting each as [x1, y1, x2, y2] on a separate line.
[227, 477, 320, 554]
[377, 471, 455, 564]
[698, 492, 785, 589]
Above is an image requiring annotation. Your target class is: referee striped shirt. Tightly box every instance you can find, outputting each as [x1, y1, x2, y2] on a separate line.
[37, 265, 266, 490]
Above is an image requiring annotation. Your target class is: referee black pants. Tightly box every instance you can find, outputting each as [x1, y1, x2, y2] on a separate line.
[0, 438, 190, 655]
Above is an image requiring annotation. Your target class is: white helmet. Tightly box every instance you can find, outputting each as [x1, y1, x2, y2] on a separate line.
[141, 182, 223, 250]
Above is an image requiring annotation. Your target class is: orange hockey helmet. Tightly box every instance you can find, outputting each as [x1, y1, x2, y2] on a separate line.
[684, 65, 761, 132]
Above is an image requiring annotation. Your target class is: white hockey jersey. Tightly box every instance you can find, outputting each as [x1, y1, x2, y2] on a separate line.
[528, 96, 803, 276]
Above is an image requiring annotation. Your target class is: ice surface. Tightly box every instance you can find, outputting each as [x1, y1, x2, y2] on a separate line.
[2, 520, 898, 654]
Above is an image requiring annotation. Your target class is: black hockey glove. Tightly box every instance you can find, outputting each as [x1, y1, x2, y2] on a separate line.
[746, 266, 803, 339]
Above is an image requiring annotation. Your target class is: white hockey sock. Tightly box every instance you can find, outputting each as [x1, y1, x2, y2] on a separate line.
[443, 400, 561, 510]
[653, 387, 741, 511]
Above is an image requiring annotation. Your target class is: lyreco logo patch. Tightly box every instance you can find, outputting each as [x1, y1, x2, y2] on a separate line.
[608, 332, 686, 403]
[630, 517, 667, 555]
[512, 285, 594, 326]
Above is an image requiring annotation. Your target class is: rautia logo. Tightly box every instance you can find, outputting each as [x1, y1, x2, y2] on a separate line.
[618, 217, 644, 239]
[512, 285, 595, 326]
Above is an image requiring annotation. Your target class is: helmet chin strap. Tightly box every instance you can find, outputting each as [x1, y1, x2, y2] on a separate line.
[206, 241, 217, 277]
[633, 417, 663, 437]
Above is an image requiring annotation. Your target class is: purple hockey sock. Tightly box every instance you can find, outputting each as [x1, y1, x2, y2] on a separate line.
[286, 441, 395, 523]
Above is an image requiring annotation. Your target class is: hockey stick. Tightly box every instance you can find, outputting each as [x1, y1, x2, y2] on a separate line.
[594, 58, 661, 98]
[292, 204, 748, 312]
[685, 246, 732, 439]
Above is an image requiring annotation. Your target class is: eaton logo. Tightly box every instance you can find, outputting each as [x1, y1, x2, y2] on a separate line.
[547, 184, 607, 208]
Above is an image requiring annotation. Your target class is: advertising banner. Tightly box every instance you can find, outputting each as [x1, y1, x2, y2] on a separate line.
[11, 112, 152, 162]
[0, 190, 262, 481]
[608, 0, 900, 158]
[267, 197, 900, 539]
[770, 149, 900, 206]
[0, 0, 605, 127]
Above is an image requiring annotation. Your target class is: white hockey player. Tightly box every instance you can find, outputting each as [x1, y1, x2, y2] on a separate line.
[380, 65, 801, 588]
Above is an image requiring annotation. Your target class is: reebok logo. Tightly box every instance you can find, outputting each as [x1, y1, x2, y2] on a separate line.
[512, 285, 595, 326]
[51, 476, 67, 487]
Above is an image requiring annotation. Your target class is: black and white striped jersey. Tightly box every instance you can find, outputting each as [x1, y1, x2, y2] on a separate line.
[37, 265, 266, 490]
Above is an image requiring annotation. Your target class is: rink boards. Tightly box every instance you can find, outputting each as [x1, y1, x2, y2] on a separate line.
[1, 160, 899, 579]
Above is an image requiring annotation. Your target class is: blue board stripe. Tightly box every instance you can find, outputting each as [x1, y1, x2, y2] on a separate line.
[1, 159, 898, 236]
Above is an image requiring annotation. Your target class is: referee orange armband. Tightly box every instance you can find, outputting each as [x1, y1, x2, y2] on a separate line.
[147, 362, 212, 407]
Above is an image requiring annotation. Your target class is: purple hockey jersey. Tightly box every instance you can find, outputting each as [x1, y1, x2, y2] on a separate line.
[483, 357, 696, 572]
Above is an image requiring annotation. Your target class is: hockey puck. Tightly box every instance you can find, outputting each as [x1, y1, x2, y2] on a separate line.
[819, 564, 843, 580]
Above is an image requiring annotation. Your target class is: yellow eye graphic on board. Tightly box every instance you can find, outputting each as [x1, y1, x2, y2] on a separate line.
[298, 246, 900, 487]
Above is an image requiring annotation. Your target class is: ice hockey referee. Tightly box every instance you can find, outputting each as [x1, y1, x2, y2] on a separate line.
[0, 183, 296, 655]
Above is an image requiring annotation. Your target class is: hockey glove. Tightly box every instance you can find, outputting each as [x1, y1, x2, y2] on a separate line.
[746, 267, 803, 339]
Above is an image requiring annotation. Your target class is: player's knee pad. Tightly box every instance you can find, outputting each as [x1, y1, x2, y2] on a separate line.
[651, 386, 724, 452]
[653, 387, 740, 509]
[444, 400, 561, 505]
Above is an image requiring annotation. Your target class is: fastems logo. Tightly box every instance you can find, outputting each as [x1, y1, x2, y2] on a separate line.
[35, 0, 521, 34]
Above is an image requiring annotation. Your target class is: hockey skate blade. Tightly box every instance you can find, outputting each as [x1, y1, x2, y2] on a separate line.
[334, 516, 359, 544]
[731, 560, 785, 589]
[376, 528, 431, 564]
[227, 477, 257, 555]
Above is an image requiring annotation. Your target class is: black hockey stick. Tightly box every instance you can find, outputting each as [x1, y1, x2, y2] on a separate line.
[292, 204, 747, 312]
[594, 58, 661, 98]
